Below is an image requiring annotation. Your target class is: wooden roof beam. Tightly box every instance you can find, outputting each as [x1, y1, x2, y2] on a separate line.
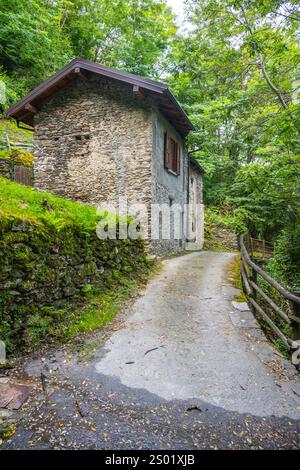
[133, 85, 144, 98]
[17, 111, 33, 123]
[73, 67, 88, 80]
[24, 103, 38, 114]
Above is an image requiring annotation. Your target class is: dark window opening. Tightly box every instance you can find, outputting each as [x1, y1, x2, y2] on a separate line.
[74, 134, 90, 142]
[164, 133, 180, 175]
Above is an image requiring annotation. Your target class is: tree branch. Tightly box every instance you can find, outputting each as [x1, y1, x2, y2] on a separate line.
[239, 3, 289, 110]
[258, 55, 288, 109]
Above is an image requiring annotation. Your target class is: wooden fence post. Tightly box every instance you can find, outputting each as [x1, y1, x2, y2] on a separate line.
[251, 268, 257, 301]
[291, 293, 300, 341]
[5, 134, 11, 149]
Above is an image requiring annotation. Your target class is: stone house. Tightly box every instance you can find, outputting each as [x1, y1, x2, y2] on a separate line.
[6, 58, 204, 255]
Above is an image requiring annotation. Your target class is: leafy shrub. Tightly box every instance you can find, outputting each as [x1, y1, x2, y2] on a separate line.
[0, 149, 33, 166]
[267, 225, 300, 292]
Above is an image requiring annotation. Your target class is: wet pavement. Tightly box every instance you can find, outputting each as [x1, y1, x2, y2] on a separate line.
[2, 251, 300, 449]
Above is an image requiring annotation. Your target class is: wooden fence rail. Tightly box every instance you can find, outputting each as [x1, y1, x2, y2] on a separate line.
[240, 234, 300, 359]
[0, 136, 33, 152]
[248, 237, 274, 259]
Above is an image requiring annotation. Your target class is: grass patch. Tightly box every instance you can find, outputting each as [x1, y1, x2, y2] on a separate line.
[205, 245, 236, 253]
[63, 278, 142, 338]
[25, 270, 152, 351]
[227, 254, 247, 302]
[227, 255, 291, 358]
[271, 339, 290, 358]
[0, 116, 33, 145]
[0, 176, 105, 230]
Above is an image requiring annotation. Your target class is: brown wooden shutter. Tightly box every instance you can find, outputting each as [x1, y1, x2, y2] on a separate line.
[164, 132, 171, 170]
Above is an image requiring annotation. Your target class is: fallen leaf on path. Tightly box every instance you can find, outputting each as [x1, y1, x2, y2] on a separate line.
[144, 345, 165, 356]
[185, 405, 202, 412]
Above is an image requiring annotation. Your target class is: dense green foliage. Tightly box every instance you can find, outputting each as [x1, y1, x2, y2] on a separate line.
[0, 148, 33, 165]
[0, 0, 176, 105]
[0, 178, 150, 352]
[166, 0, 300, 288]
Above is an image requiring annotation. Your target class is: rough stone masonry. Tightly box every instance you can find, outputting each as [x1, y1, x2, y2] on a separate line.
[33, 75, 203, 256]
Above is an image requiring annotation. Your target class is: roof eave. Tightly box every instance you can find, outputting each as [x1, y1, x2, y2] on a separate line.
[164, 89, 195, 132]
[190, 156, 205, 174]
[6, 58, 194, 137]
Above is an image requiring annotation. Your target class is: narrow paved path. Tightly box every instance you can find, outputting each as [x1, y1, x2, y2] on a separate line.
[96, 251, 300, 418]
[3, 252, 300, 449]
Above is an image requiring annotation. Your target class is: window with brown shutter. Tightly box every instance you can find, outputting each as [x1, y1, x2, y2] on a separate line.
[164, 133, 180, 175]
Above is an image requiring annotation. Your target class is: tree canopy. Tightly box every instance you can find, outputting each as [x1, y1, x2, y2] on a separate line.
[0, 0, 176, 101]
[166, 0, 300, 286]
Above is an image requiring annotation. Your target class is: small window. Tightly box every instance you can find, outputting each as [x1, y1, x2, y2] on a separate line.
[164, 133, 180, 175]
[75, 134, 90, 142]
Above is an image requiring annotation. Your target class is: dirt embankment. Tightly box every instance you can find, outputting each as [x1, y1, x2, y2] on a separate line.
[204, 224, 238, 251]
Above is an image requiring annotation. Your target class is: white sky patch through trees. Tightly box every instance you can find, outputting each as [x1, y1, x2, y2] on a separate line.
[166, 0, 185, 23]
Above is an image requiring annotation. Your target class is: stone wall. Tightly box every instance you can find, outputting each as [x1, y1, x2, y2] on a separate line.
[186, 165, 204, 251]
[34, 76, 153, 209]
[0, 160, 11, 179]
[0, 212, 148, 352]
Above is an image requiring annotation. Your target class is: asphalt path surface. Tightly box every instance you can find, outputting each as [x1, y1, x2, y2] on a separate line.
[3, 252, 300, 449]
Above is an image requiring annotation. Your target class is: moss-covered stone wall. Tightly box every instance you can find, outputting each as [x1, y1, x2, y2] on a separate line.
[0, 212, 148, 352]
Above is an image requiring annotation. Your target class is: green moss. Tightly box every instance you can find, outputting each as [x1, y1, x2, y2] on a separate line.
[0, 422, 16, 439]
[69, 272, 151, 338]
[227, 254, 247, 302]
[0, 116, 33, 145]
[79, 261, 98, 277]
[0, 179, 152, 354]
[22, 269, 152, 349]
[0, 149, 33, 166]
[0, 177, 105, 231]
[0, 149, 10, 160]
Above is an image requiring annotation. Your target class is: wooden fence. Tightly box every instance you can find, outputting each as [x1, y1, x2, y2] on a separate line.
[13, 165, 33, 186]
[0, 135, 33, 152]
[240, 234, 300, 361]
[248, 236, 274, 259]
